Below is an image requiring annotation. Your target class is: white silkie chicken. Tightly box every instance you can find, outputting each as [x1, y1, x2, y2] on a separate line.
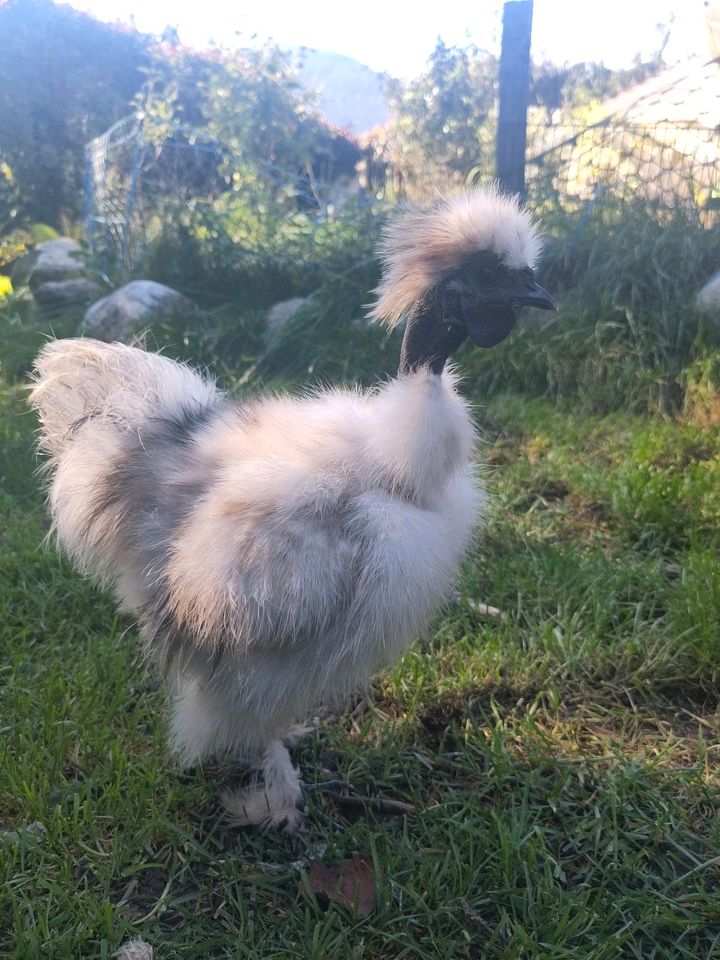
[30, 188, 555, 830]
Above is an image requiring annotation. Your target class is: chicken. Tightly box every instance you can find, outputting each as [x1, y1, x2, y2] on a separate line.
[29, 187, 555, 830]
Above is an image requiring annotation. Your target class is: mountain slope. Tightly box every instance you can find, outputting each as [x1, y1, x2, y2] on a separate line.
[295, 48, 389, 133]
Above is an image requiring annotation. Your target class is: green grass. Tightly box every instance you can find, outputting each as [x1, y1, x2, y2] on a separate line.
[2, 368, 720, 959]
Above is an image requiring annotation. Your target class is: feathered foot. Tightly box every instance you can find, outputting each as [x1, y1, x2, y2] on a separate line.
[282, 723, 315, 748]
[222, 740, 305, 832]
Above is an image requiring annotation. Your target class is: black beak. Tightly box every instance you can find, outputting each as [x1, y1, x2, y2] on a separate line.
[515, 283, 557, 312]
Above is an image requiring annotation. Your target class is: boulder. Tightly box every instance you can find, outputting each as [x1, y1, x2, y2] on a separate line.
[265, 297, 309, 342]
[25, 238, 85, 290]
[81, 280, 195, 342]
[33, 279, 104, 311]
[697, 272, 720, 311]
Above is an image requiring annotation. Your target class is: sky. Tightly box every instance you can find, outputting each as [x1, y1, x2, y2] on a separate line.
[64, 0, 710, 78]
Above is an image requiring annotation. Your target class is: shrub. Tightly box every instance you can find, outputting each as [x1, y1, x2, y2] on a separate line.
[142, 197, 383, 307]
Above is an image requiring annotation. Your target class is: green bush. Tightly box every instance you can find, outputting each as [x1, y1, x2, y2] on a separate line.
[142, 196, 386, 306]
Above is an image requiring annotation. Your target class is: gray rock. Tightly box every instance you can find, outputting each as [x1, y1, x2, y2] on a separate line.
[33, 279, 104, 311]
[27, 238, 85, 290]
[265, 297, 309, 342]
[0, 821, 47, 845]
[81, 280, 195, 342]
[697, 273, 720, 311]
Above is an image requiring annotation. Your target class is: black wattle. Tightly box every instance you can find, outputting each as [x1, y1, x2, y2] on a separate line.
[467, 304, 516, 348]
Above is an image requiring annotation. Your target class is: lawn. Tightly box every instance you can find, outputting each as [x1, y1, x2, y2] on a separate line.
[1, 365, 720, 959]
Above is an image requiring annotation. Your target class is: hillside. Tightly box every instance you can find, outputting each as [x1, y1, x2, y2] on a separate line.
[295, 47, 389, 133]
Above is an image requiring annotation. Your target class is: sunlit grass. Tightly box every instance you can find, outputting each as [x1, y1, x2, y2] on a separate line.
[2, 373, 720, 958]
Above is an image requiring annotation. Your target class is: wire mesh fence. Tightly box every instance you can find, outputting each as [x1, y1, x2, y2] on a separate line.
[86, 112, 720, 279]
[86, 114, 226, 278]
[526, 121, 720, 224]
[85, 112, 375, 281]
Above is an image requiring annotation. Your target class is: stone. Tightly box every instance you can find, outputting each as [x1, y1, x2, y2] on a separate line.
[265, 297, 309, 342]
[81, 280, 195, 342]
[26, 237, 85, 290]
[0, 821, 47, 845]
[33, 279, 104, 311]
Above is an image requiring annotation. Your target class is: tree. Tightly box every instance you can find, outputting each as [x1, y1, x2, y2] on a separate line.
[530, 58, 665, 125]
[135, 42, 363, 217]
[385, 41, 498, 185]
[384, 38, 667, 188]
[0, 0, 149, 227]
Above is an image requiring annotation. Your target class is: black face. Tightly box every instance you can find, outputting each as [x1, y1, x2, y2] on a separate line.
[436, 250, 556, 348]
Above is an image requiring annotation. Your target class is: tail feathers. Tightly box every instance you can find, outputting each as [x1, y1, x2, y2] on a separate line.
[30, 338, 219, 458]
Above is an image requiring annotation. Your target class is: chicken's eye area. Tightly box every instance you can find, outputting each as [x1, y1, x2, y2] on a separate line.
[458, 249, 505, 288]
[474, 263, 496, 285]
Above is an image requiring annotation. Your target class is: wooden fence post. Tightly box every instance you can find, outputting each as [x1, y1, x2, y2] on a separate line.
[496, 0, 534, 197]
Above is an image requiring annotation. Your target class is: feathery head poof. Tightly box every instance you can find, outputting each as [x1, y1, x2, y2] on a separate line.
[370, 186, 543, 328]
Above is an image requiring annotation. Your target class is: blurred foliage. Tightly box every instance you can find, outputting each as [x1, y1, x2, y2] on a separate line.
[135, 42, 362, 187]
[0, 223, 60, 275]
[385, 41, 499, 187]
[682, 352, 720, 427]
[0, 1, 359, 234]
[0, 0, 150, 227]
[88, 38, 369, 285]
[530, 57, 666, 125]
[0, 290, 80, 381]
[0, 160, 20, 236]
[0, 201, 390, 389]
[383, 39, 665, 189]
[123, 199, 393, 387]
[142, 195, 386, 308]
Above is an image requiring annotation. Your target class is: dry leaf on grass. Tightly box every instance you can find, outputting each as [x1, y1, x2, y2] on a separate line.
[306, 856, 376, 917]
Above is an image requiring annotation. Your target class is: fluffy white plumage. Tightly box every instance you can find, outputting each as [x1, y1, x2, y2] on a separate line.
[30, 188, 547, 830]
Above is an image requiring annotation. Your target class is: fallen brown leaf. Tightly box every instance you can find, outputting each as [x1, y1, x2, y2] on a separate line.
[307, 856, 375, 917]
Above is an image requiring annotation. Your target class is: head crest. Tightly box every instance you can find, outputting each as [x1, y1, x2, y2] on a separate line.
[370, 186, 543, 328]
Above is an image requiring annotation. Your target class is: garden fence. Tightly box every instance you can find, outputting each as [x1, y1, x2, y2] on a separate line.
[86, 113, 720, 279]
